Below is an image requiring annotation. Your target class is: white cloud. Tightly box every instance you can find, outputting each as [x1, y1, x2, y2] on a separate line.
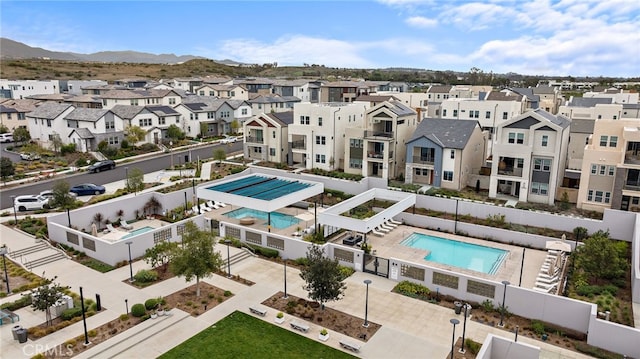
[440, 2, 518, 30]
[406, 16, 438, 28]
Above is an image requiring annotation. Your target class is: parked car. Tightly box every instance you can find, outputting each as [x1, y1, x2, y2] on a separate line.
[70, 183, 106, 196]
[13, 195, 50, 212]
[0, 133, 14, 143]
[20, 152, 41, 161]
[87, 160, 116, 173]
[220, 136, 237, 144]
[39, 190, 78, 202]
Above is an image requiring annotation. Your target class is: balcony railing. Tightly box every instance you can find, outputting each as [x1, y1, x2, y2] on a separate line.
[624, 151, 640, 165]
[245, 136, 264, 144]
[412, 155, 435, 165]
[367, 151, 393, 160]
[291, 140, 306, 150]
[364, 130, 393, 139]
[497, 167, 523, 177]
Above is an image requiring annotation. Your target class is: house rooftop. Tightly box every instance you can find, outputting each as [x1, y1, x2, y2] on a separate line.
[26, 102, 73, 119]
[409, 118, 479, 149]
[65, 108, 109, 122]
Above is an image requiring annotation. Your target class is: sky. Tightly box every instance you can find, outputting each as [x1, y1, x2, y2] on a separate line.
[1, 0, 639, 78]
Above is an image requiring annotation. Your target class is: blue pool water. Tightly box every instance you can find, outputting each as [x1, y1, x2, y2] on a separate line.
[121, 226, 154, 240]
[225, 208, 300, 229]
[401, 233, 508, 274]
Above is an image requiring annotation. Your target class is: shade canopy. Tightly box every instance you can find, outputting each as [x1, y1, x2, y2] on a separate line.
[545, 240, 572, 252]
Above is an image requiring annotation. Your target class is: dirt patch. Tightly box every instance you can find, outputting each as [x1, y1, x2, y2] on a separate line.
[262, 292, 381, 342]
[163, 282, 233, 317]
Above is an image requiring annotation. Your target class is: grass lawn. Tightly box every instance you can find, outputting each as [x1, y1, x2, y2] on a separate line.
[159, 311, 355, 359]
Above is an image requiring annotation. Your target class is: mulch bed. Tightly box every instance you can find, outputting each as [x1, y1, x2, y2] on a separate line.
[163, 282, 233, 317]
[262, 292, 381, 342]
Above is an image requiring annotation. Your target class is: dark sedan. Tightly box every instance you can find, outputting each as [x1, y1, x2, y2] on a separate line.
[88, 160, 116, 173]
[70, 183, 106, 196]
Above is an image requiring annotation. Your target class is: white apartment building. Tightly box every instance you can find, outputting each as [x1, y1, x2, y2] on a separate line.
[489, 109, 570, 205]
[288, 102, 369, 170]
[583, 88, 639, 105]
[343, 100, 418, 180]
[272, 79, 320, 103]
[61, 80, 108, 95]
[248, 94, 300, 115]
[99, 89, 182, 110]
[26, 102, 76, 148]
[66, 108, 125, 152]
[0, 79, 60, 99]
[174, 97, 251, 138]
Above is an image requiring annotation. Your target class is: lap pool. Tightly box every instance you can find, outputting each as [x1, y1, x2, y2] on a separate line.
[225, 208, 300, 229]
[401, 233, 508, 274]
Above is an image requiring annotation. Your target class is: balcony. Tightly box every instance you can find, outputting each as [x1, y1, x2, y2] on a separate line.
[497, 167, 523, 177]
[624, 151, 640, 165]
[364, 130, 393, 139]
[367, 151, 393, 160]
[291, 140, 306, 150]
[245, 136, 264, 144]
[412, 155, 435, 165]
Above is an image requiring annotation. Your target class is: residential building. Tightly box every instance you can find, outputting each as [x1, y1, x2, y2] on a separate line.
[193, 84, 248, 100]
[583, 88, 639, 105]
[81, 84, 128, 96]
[489, 109, 570, 205]
[532, 85, 562, 114]
[577, 118, 640, 213]
[113, 78, 152, 88]
[376, 91, 430, 120]
[344, 100, 418, 180]
[288, 102, 369, 170]
[0, 99, 39, 131]
[243, 111, 293, 163]
[248, 94, 300, 115]
[319, 81, 373, 103]
[234, 78, 274, 95]
[99, 89, 182, 110]
[174, 96, 251, 138]
[0, 79, 60, 99]
[60, 80, 108, 95]
[272, 79, 322, 103]
[26, 102, 76, 148]
[110, 104, 180, 145]
[404, 118, 486, 190]
[170, 77, 203, 93]
[66, 108, 124, 152]
[558, 97, 623, 120]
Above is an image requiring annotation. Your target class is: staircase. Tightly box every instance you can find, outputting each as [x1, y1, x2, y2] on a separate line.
[9, 241, 69, 270]
[225, 249, 255, 267]
[89, 151, 108, 161]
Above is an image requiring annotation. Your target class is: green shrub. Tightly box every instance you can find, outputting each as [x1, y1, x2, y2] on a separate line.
[223, 290, 233, 297]
[61, 307, 83, 320]
[131, 303, 146, 317]
[531, 320, 546, 336]
[0, 294, 32, 311]
[248, 244, 279, 258]
[294, 257, 310, 266]
[144, 298, 159, 310]
[481, 299, 494, 312]
[465, 338, 481, 354]
[394, 280, 430, 298]
[134, 269, 158, 283]
[338, 265, 355, 280]
[119, 314, 129, 321]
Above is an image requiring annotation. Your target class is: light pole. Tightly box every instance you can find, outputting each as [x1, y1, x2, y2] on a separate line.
[10, 195, 17, 223]
[363, 279, 372, 327]
[450, 318, 460, 359]
[499, 280, 510, 327]
[124, 167, 129, 192]
[125, 299, 129, 315]
[125, 241, 133, 282]
[0, 245, 10, 294]
[459, 303, 468, 354]
[80, 286, 90, 346]
[283, 255, 288, 299]
[225, 239, 231, 278]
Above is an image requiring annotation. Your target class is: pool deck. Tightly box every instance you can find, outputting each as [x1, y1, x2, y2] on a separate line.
[205, 205, 549, 290]
[97, 218, 169, 242]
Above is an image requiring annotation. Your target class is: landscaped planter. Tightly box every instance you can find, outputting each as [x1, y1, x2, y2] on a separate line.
[319, 329, 329, 341]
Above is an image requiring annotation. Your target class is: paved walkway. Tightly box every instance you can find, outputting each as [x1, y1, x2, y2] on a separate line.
[0, 222, 596, 359]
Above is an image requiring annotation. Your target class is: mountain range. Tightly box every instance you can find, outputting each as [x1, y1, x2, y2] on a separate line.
[0, 38, 245, 66]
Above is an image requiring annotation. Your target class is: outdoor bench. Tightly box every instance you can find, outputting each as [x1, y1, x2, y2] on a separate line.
[249, 306, 267, 317]
[339, 339, 361, 352]
[290, 321, 309, 333]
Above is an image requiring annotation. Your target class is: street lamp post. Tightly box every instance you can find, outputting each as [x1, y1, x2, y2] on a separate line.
[10, 195, 17, 223]
[459, 303, 468, 354]
[80, 287, 90, 346]
[125, 241, 133, 282]
[499, 280, 510, 327]
[363, 279, 372, 327]
[0, 245, 10, 294]
[125, 299, 129, 315]
[450, 318, 460, 359]
[283, 255, 288, 299]
[124, 167, 129, 192]
[225, 239, 231, 278]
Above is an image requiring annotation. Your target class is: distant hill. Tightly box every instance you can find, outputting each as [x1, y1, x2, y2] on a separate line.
[0, 38, 206, 64]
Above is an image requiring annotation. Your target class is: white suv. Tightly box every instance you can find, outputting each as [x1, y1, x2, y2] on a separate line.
[0, 133, 13, 143]
[14, 195, 50, 212]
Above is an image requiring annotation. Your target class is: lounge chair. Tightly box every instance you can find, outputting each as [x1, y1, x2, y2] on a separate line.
[106, 223, 116, 233]
[120, 220, 133, 230]
[533, 285, 556, 293]
[389, 218, 402, 225]
[200, 203, 212, 212]
[385, 220, 398, 228]
[535, 281, 558, 290]
[536, 274, 559, 283]
[381, 222, 395, 231]
[376, 225, 390, 233]
[192, 205, 201, 215]
[371, 228, 385, 237]
[206, 201, 220, 210]
[215, 201, 227, 208]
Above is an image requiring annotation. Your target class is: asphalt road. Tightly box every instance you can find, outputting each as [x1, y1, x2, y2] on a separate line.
[0, 141, 23, 162]
[0, 141, 243, 209]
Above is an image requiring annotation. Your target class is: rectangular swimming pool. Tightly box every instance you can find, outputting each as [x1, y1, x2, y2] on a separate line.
[225, 208, 300, 229]
[401, 233, 508, 274]
[121, 226, 154, 240]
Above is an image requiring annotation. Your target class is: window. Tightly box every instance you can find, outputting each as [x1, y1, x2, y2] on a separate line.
[108, 136, 119, 145]
[587, 190, 593, 201]
[443, 171, 453, 181]
[199, 91, 204, 95]
[105, 120, 115, 129]
[541, 135, 548, 147]
[591, 164, 597, 174]
[485, 111, 491, 119]
[269, 148, 276, 156]
[508, 132, 524, 144]
[272, 131, 276, 139]
[502, 112, 508, 120]
[442, 109, 447, 117]
[517, 133, 524, 144]
[159, 118, 166, 125]
[608, 166, 615, 176]
[241, 108, 248, 115]
[453, 109, 458, 117]
[207, 112, 214, 119]
[318, 117, 323, 126]
[450, 150, 455, 159]
[299, 116, 310, 125]
[508, 133, 516, 144]
[473, 110, 479, 118]
[139, 118, 152, 127]
[605, 192, 611, 203]
[350, 139, 363, 148]
[600, 135, 608, 147]
[130, 99, 138, 106]
[103, 99, 108, 106]
[534, 158, 551, 171]
[189, 113, 194, 120]
[599, 165, 606, 175]
[315, 154, 326, 163]
[47, 119, 51, 127]
[209, 91, 214, 96]
[595, 191, 603, 202]
[349, 159, 362, 169]
[531, 182, 548, 195]
[315, 136, 326, 145]
[610, 136, 618, 147]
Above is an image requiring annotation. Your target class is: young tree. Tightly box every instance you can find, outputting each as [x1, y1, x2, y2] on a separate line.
[50, 180, 78, 226]
[170, 222, 223, 297]
[166, 124, 185, 141]
[299, 245, 346, 310]
[127, 167, 145, 194]
[13, 127, 31, 146]
[30, 274, 66, 327]
[0, 157, 15, 182]
[213, 149, 226, 166]
[50, 134, 63, 155]
[0, 124, 8, 133]
[230, 119, 240, 135]
[199, 123, 209, 138]
[574, 230, 629, 284]
[126, 125, 146, 145]
[573, 226, 588, 244]
[144, 240, 178, 273]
